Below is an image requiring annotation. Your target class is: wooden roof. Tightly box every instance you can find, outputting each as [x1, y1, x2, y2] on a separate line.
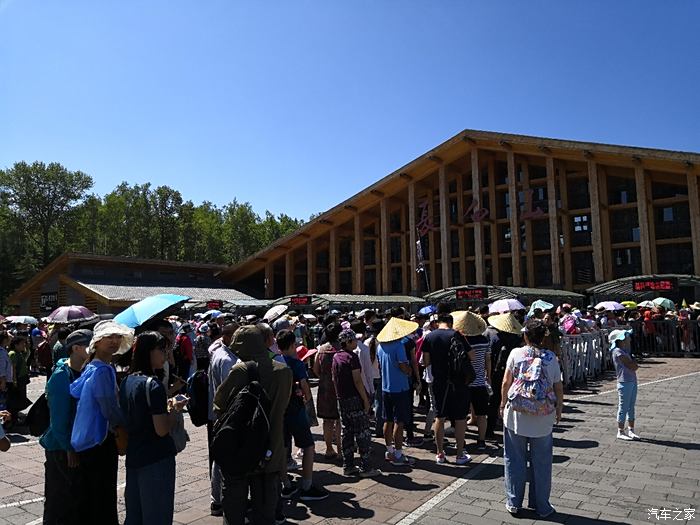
[223, 128, 700, 282]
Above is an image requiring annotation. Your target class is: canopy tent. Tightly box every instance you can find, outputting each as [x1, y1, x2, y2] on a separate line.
[587, 274, 700, 304]
[425, 285, 585, 308]
[270, 293, 425, 313]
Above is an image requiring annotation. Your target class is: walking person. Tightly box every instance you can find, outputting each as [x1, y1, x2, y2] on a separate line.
[610, 329, 640, 440]
[500, 319, 563, 518]
[70, 320, 133, 525]
[7, 334, 31, 424]
[41, 329, 91, 525]
[312, 323, 342, 459]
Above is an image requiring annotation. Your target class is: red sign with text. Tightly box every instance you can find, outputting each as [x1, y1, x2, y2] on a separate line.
[206, 300, 223, 310]
[632, 278, 678, 292]
[290, 296, 313, 306]
[455, 287, 489, 300]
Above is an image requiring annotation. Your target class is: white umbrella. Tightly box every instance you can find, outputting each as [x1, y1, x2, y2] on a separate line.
[263, 305, 288, 323]
[6, 315, 39, 325]
[638, 300, 655, 308]
[595, 301, 625, 311]
[488, 299, 525, 314]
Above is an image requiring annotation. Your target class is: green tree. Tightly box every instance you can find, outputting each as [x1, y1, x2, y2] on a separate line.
[0, 161, 93, 265]
[151, 185, 183, 260]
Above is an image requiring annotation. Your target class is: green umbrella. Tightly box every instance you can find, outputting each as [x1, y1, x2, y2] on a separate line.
[652, 297, 675, 310]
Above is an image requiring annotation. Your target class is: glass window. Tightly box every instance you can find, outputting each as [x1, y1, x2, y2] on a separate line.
[607, 175, 637, 205]
[655, 203, 691, 239]
[434, 263, 442, 290]
[448, 179, 457, 193]
[571, 215, 592, 247]
[465, 260, 476, 284]
[450, 230, 460, 258]
[390, 267, 403, 294]
[316, 250, 329, 270]
[495, 161, 508, 185]
[572, 251, 595, 284]
[651, 177, 688, 200]
[364, 269, 376, 295]
[481, 168, 489, 188]
[464, 227, 475, 256]
[500, 257, 513, 286]
[363, 240, 376, 265]
[532, 220, 551, 250]
[339, 271, 352, 294]
[495, 190, 510, 219]
[534, 255, 552, 287]
[390, 237, 402, 264]
[498, 224, 511, 253]
[390, 212, 402, 233]
[339, 240, 352, 267]
[484, 258, 493, 285]
[657, 243, 693, 274]
[610, 209, 640, 244]
[483, 225, 491, 255]
[612, 248, 642, 279]
[529, 165, 547, 180]
[316, 272, 329, 294]
[530, 186, 548, 213]
[567, 178, 590, 210]
[451, 262, 461, 285]
[449, 198, 459, 225]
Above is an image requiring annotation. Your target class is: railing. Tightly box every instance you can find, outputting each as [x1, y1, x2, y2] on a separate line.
[560, 330, 611, 387]
[629, 319, 700, 357]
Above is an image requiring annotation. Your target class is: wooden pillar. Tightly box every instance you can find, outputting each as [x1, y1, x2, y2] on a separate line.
[635, 166, 653, 275]
[645, 175, 658, 272]
[456, 172, 466, 285]
[427, 190, 437, 290]
[285, 252, 294, 296]
[687, 172, 700, 275]
[598, 168, 613, 281]
[522, 160, 535, 288]
[380, 199, 390, 294]
[488, 155, 500, 285]
[265, 262, 274, 299]
[559, 162, 573, 291]
[471, 148, 485, 283]
[329, 229, 338, 293]
[507, 151, 522, 286]
[546, 156, 562, 286]
[353, 215, 363, 294]
[307, 241, 316, 294]
[438, 166, 451, 288]
[408, 182, 419, 292]
[587, 160, 605, 282]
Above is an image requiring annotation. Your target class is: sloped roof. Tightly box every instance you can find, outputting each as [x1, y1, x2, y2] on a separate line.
[270, 294, 425, 308]
[586, 274, 700, 301]
[425, 285, 585, 304]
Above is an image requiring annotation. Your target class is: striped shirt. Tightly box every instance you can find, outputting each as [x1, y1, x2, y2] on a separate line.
[466, 335, 491, 387]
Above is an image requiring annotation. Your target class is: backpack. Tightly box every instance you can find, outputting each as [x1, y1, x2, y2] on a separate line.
[26, 393, 50, 437]
[211, 361, 272, 476]
[447, 332, 476, 386]
[186, 370, 209, 427]
[145, 377, 189, 454]
[37, 341, 52, 370]
[507, 346, 556, 416]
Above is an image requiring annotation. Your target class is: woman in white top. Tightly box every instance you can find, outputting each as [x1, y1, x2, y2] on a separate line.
[363, 320, 384, 438]
[499, 318, 563, 519]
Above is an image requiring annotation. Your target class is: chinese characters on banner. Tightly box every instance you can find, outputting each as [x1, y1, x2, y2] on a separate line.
[632, 278, 678, 292]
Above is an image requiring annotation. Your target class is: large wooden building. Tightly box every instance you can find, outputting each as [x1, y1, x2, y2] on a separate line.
[222, 129, 700, 299]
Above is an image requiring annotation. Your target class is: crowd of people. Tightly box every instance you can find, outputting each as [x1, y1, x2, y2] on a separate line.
[0, 294, 671, 524]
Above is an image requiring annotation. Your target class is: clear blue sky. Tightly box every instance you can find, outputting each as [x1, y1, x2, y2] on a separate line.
[2, 1, 699, 220]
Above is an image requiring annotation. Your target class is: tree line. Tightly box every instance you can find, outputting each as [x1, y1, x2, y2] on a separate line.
[0, 161, 304, 310]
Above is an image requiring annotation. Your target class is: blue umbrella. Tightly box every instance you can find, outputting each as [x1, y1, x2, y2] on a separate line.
[419, 305, 436, 316]
[114, 294, 191, 328]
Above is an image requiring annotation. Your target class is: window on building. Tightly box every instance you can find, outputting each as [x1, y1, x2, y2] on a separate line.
[567, 178, 590, 210]
[449, 199, 459, 224]
[498, 225, 511, 253]
[610, 209, 640, 244]
[390, 237, 402, 263]
[571, 215, 592, 247]
[572, 251, 595, 284]
[390, 212, 402, 233]
[529, 165, 547, 180]
[364, 269, 376, 295]
[339, 271, 352, 294]
[316, 250, 329, 270]
[500, 257, 513, 286]
[495, 190, 510, 219]
[316, 272, 329, 294]
[657, 243, 693, 274]
[496, 161, 508, 185]
[450, 230, 460, 258]
[451, 262, 461, 285]
[363, 240, 376, 265]
[606, 175, 637, 205]
[465, 261, 476, 284]
[612, 248, 642, 279]
[655, 203, 691, 239]
[651, 177, 688, 200]
[448, 179, 457, 193]
[391, 267, 403, 294]
[483, 225, 491, 255]
[464, 227, 475, 256]
[534, 255, 552, 287]
[532, 220, 550, 250]
[339, 240, 352, 267]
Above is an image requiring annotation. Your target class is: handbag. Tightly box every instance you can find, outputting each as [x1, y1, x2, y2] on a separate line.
[146, 377, 189, 453]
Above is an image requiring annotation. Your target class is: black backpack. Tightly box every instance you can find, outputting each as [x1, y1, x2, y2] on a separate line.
[26, 393, 50, 437]
[447, 332, 476, 386]
[211, 361, 272, 476]
[186, 370, 210, 427]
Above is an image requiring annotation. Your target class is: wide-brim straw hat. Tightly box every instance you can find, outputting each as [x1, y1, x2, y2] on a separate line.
[377, 317, 419, 343]
[452, 310, 487, 337]
[487, 313, 523, 335]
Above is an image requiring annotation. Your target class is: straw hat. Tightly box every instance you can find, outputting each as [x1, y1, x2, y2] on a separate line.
[377, 317, 418, 343]
[487, 313, 523, 335]
[451, 310, 487, 337]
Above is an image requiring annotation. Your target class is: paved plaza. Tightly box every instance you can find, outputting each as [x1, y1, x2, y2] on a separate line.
[1, 358, 699, 525]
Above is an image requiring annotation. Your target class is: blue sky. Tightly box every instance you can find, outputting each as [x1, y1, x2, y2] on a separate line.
[2, 2, 699, 220]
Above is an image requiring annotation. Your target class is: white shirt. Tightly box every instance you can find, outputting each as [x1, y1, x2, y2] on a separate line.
[354, 337, 375, 396]
[208, 345, 239, 421]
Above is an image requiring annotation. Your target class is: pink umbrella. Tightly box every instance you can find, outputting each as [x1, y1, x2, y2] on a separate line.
[45, 305, 98, 325]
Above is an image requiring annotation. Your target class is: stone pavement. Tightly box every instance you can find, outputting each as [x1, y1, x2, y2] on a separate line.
[1, 357, 699, 525]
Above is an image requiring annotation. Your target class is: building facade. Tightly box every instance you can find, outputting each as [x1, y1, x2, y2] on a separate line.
[223, 130, 700, 298]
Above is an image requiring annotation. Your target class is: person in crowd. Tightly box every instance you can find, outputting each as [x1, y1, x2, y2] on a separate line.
[421, 310, 473, 465]
[119, 331, 188, 525]
[259, 322, 287, 366]
[485, 313, 524, 438]
[0, 410, 10, 451]
[610, 329, 640, 440]
[174, 323, 194, 381]
[364, 320, 385, 437]
[52, 328, 71, 366]
[332, 328, 379, 478]
[213, 325, 293, 525]
[377, 317, 417, 466]
[0, 331, 12, 403]
[194, 323, 212, 371]
[207, 322, 239, 516]
[7, 334, 30, 424]
[41, 328, 92, 525]
[453, 311, 491, 452]
[351, 320, 375, 407]
[500, 318, 563, 518]
[70, 320, 133, 525]
[277, 329, 328, 500]
[313, 322, 342, 459]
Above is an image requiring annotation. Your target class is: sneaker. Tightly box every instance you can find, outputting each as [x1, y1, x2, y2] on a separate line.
[406, 437, 425, 447]
[455, 452, 472, 465]
[359, 468, 381, 478]
[617, 430, 633, 441]
[384, 450, 395, 462]
[505, 504, 520, 516]
[287, 458, 300, 471]
[343, 465, 360, 476]
[389, 452, 414, 466]
[435, 452, 447, 464]
[298, 485, 329, 501]
[210, 503, 223, 517]
[281, 483, 298, 499]
[476, 440, 487, 452]
[537, 506, 556, 518]
[628, 430, 641, 440]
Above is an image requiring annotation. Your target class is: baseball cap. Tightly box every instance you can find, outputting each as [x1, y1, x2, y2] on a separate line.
[65, 329, 93, 349]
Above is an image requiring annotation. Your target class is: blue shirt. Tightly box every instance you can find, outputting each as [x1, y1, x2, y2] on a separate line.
[378, 340, 409, 393]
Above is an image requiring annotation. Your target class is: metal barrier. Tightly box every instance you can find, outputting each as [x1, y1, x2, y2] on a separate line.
[629, 319, 700, 356]
[560, 330, 610, 387]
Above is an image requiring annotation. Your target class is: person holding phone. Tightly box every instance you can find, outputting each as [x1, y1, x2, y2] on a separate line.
[119, 331, 188, 525]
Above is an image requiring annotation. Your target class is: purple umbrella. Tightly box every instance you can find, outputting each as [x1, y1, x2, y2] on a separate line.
[45, 305, 98, 325]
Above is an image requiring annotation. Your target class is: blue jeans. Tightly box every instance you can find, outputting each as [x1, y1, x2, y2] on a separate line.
[617, 382, 637, 424]
[503, 428, 554, 516]
[125, 455, 176, 525]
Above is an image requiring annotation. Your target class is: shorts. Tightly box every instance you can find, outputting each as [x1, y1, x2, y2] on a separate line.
[382, 390, 411, 425]
[432, 381, 469, 421]
[284, 408, 314, 450]
[469, 386, 489, 416]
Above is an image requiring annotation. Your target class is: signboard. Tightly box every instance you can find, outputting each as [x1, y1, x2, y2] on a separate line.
[632, 278, 678, 293]
[455, 287, 489, 301]
[41, 292, 59, 312]
[206, 300, 223, 310]
[290, 296, 313, 306]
